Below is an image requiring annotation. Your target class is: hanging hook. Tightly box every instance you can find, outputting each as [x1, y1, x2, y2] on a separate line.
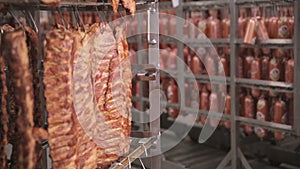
[142, 144, 148, 157]
[74, 6, 86, 38]
[7, 5, 25, 33]
[24, 10, 39, 33]
[57, 7, 67, 36]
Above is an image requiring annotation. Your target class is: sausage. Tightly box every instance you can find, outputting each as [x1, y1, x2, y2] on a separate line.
[224, 94, 231, 129]
[285, 57, 294, 98]
[255, 95, 269, 139]
[200, 87, 210, 124]
[239, 92, 245, 117]
[244, 94, 255, 134]
[167, 80, 179, 119]
[197, 12, 208, 37]
[185, 83, 190, 107]
[250, 56, 262, 98]
[169, 17, 177, 36]
[244, 54, 254, 78]
[244, 18, 256, 44]
[261, 56, 269, 80]
[191, 55, 202, 75]
[238, 8, 248, 39]
[209, 92, 220, 127]
[160, 15, 169, 36]
[269, 56, 283, 97]
[269, 56, 282, 81]
[205, 53, 217, 91]
[257, 19, 271, 55]
[184, 47, 190, 68]
[269, 16, 278, 38]
[274, 99, 287, 141]
[288, 16, 294, 38]
[219, 54, 229, 76]
[166, 48, 177, 70]
[237, 56, 244, 78]
[207, 10, 221, 39]
[222, 15, 230, 55]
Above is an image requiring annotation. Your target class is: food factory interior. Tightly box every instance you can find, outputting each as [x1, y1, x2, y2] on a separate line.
[0, 0, 300, 169]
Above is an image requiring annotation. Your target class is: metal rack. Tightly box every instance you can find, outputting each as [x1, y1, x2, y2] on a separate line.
[172, 0, 300, 169]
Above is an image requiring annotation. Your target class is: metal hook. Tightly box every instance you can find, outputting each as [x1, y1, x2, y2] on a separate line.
[72, 9, 80, 30]
[7, 5, 25, 32]
[95, 6, 105, 23]
[23, 11, 38, 33]
[139, 158, 146, 169]
[74, 6, 86, 36]
[57, 7, 67, 34]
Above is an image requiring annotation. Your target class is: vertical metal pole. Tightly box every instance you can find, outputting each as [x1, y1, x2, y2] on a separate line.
[176, 0, 185, 112]
[148, 1, 161, 168]
[137, 12, 146, 130]
[293, 0, 300, 135]
[229, 0, 239, 168]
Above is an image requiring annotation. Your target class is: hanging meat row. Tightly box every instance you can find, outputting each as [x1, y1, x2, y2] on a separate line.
[0, 15, 132, 169]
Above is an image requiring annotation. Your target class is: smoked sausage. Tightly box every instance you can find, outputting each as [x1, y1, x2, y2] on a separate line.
[255, 94, 269, 139]
[250, 56, 262, 98]
[274, 98, 287, 141]
[244, 94, 255, 134]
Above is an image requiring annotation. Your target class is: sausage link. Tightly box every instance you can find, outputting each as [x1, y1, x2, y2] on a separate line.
[255, 95, 269, 139]
[274, 99, 287, 141]
[244, 94, 255, 134]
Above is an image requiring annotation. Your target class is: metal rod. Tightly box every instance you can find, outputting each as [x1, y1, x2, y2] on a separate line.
[148, 1, 161, 168]
[293, 0, 300, 136]
[229, 0, 239, 168]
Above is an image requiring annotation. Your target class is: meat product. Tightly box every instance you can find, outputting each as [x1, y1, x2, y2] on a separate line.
[111, 0, 120, 13]
[205, 53, 216, 91]
[269, 16, 278, 38]
[160, 15, 169, 36]
[222, 13, 230, 55]
[250, 56, 261, 98]
[207, 10, 221, 39]
[254, 95, 269, 139]
[191, 55, 202, 75]
[197, 12, 207, 37]
[261, 56, 269, 80]
[72, 27, 98, 169]
[166, 48, 177, 70]
[200, 87, 209, 125]
[185, 83, 190, 107]
[169, 17, 177, 36]
[257, 19, 270, 55]
[167, 80, 179, 118]
[44, 27, 77, 169]
[274, 99, 287, 141]
[244, 18, 256, 44]
[244, 54, 254, 78]
[40, 0, 60, 5]
[0, 47, 8, 169]
[219, 53, 229, 76]
[209, 92, 220, 127]
[92, 23, 131, 168]
[121, 0, 136, 14]
[115, 25, 132, 154]
[238, 8, 248, 39]
[285, 57, 294, 99]
[243, 94, 255, 134]
[224, 94, 231, 129]
[237, 56, 244, 78]
[25, 26, 48, 169]
[268, 56, 282, 97]
[4, 29, 36, 169]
